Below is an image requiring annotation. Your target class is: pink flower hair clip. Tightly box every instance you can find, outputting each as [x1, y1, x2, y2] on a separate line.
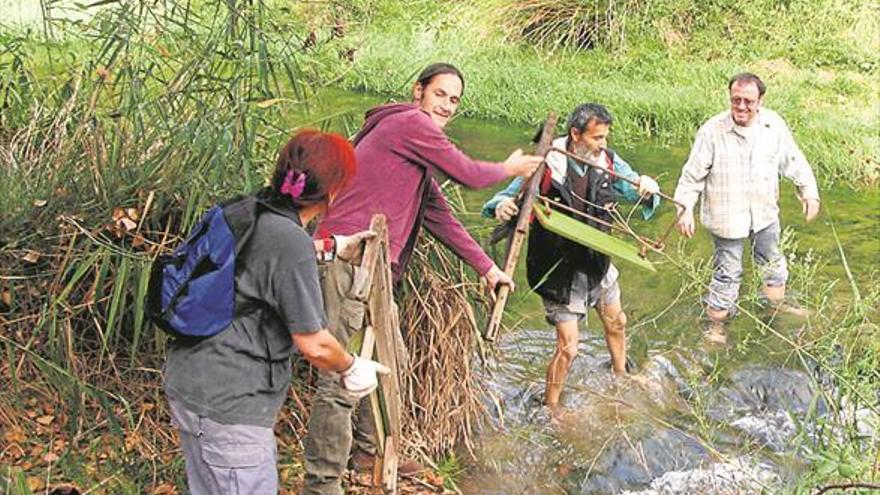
[281, 169, 307, 200]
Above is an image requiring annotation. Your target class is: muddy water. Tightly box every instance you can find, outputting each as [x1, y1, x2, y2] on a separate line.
[307, 90, 878, 493]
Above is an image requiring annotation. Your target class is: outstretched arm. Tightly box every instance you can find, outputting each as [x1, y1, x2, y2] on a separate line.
[401, 115, 540, 188]
[423, 178, 513, 290]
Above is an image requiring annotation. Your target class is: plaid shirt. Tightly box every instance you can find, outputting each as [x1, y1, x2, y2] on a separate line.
[674, 108, 819, 239]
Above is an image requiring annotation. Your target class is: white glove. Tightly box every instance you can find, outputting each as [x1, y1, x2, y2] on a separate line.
[638, 175, 660, 196]
[495, 198, 519, 222]
[340, 355, 391, 400]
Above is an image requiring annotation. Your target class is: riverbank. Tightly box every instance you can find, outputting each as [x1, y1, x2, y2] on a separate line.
[293, 0, 879, 187]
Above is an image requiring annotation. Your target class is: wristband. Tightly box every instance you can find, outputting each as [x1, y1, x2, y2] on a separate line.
[319, 236, 337, 262]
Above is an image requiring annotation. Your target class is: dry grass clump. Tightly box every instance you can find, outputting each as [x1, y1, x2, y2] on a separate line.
[398, 235, 490, 460]
[501, 0, 649, 52]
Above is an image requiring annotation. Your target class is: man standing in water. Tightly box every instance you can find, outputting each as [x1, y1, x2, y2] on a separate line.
[674, 73, 820, 341]
[483, 103, 659, 412]
[302, 62, 543, 494]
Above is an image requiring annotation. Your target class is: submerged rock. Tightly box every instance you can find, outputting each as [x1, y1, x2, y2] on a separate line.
[561, 427, 713, 494]
[706, 365, 825, 424]
[730, 410, 797, 452]
[618, 458, 780, 495]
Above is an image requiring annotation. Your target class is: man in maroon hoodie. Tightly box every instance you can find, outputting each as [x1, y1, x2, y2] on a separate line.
[303, 63, 542, 494]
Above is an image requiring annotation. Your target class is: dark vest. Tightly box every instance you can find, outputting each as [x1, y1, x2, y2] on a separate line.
[526, 149, 617, 305]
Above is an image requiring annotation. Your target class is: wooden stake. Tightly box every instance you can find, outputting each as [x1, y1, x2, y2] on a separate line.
[485, 113, 558, 342]
[355, 214, 403, 494]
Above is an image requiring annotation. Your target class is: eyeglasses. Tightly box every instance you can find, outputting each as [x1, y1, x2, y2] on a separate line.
[730, 96, 759, 108]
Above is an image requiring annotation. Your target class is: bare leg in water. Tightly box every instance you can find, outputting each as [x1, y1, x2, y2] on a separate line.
[597, 301, 627, 375]
[545, 319, 580, 414]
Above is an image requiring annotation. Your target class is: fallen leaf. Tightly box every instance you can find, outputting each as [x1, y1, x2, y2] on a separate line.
[120, 217, 137, 231]
[36, 415, 55, 426]
[3, 426, 26, 443]
[423, 471, 444, 487]
[255, 98, 286, 108]
[34, 199, 48, 207]
[42, 452, 60, 463]
[1, 291, 11, 306]
[151, 482, 178, 495]
[22, 251, 40, 263]
[111, 207, 126, 222]
[132, 234, 146, 249]
[124, 432, 140, 452]
[111, 207, 139, 232]
[27, 476, 46, 492]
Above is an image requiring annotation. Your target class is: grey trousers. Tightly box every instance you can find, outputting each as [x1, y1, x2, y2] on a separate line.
[303, 260, 377, 495]
[169, 399, 278, 495]
[706, 221, 789, 312]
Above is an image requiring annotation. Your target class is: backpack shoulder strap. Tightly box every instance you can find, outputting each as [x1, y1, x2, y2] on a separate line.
[222, 191, 303, 254]
[221, 195, 261, 254]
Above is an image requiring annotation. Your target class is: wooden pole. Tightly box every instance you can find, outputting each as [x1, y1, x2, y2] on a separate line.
[548, 146, 686, 208]
[484, 113, 558, 342]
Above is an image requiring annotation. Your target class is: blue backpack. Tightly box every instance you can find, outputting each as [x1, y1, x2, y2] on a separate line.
[146, 194, 296, 340]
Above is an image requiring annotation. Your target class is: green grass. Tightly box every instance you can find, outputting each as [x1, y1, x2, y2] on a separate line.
[293, 0, 879, 187]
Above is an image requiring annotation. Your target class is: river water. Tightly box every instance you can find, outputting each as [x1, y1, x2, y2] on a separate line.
[306, 89, 878, 493]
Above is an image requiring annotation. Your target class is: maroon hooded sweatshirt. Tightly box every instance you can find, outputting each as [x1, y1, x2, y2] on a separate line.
[316, 103, 509, 282]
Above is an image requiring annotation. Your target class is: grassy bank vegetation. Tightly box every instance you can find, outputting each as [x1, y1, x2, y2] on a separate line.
[0, 2, 343, 493]
[294, 0, 879, 187]
[0, 2, 482, 492]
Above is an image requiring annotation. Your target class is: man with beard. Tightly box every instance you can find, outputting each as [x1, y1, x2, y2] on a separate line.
[484, 103, 660, 412]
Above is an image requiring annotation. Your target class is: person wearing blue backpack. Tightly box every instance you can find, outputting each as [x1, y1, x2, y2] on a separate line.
[160, 130, 388, 495]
